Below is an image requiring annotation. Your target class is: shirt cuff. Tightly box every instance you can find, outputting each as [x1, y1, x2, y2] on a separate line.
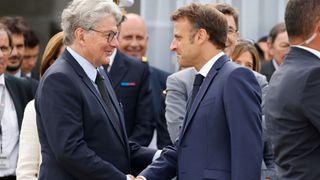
[136, 176, 147, 180]
[152, 150, 162, 161]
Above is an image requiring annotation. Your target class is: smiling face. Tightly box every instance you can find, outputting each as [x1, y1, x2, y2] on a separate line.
[224, 15, 239, 56]
[118, 14, 148, 59]
[7, 33, 24, 72]
[170, 18, 200, 68]
[80, 15, 119, 67]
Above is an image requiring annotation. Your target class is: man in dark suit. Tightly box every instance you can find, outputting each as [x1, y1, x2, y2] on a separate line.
[0, 23, 34, 179]
[107, 50, 154, 147]
[137, 4, 262, 180]
[260, 22, 290, 82]
[117, 13, 172, 149]
[264, 0, 320, 179]
[35, 1, 156, 179]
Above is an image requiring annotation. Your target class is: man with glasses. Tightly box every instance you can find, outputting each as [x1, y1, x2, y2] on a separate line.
[35, 0, 156, 179]
[0, 23, 34, 180]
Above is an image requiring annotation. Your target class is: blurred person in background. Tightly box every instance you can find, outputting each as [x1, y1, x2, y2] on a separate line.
[260, 22, 290, 82]
[22, 29, 40, 80]
[0, 22, 34, 180]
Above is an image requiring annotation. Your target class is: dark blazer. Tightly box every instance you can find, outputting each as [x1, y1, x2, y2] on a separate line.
[260, 60, 276, 82]
[140, 55, 263, 180]
[5, 73, 34, 129]
[264, 47, 320, 179]
[149, 66, 172, 149]
[108, 50, 154, 146]
[35, 49, 156, 180]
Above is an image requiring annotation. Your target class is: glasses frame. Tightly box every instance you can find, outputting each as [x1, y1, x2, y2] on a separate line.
[89, 28, 118, 43]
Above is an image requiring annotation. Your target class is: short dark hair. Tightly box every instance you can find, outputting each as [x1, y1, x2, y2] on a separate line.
[0, 22, 12, 47]
[171, 3, 227, 49]
[213, 3, 239, 30]
[268, 22, 286, 44]
[24, 29, 40, 48]
[0, 16, 29, 35]
[285, 0, 320, 40]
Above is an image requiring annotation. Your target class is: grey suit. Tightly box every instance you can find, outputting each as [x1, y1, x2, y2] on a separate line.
[165, 67, 196, 142]
[260, 60, 276, 82]
[265, 46, 320, 179]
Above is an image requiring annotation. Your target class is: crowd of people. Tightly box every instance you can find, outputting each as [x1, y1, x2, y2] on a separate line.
[0, 0, 319, 179]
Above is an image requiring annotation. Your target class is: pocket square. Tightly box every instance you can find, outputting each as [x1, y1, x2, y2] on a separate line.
[120, 82, 136, 87]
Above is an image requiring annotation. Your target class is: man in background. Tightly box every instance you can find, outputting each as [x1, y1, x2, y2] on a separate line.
[22, 29, 40, 80]
[117, 13, 172, 149]
[260, 22, 290, 82]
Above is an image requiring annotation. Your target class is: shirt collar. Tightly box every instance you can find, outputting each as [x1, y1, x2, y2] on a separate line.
[0, 74, 4, 86]
[66, 47, 97, 82]
[272, 59, 280, 70]
[291, 45, 320, 59]
[108, 48, 117, 67]
[198, 52, 225, 77]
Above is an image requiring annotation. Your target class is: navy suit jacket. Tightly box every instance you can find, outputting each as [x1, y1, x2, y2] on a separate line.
[260, 60, 276, 82]
[149, 66, 172, 149]
[140, 55, 262, 180]
[265, 47, 320, 179]
[108, 50, 154, 146]
[5, 74, 34, 130]
[35, 49, 155, 180]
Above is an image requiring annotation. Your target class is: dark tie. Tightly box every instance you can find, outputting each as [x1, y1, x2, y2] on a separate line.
[95, 71, 121, 131]
[190, 74, 204, 105]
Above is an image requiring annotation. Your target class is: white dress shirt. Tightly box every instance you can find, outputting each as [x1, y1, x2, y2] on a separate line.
[0, 74, 19, 177]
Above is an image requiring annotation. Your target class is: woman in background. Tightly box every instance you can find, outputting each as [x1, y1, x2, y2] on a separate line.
[16, 32, 64, 180]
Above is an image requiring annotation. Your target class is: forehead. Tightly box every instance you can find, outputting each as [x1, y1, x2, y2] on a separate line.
[173, 18, 193, 33]
[225, 15, 236, 29]
[0, 31, 9, 46]
[12, 33, 24, 43]
[94, 15, 118, 31]
[274, 31, 288, 43]
[121, 18, 147, 35]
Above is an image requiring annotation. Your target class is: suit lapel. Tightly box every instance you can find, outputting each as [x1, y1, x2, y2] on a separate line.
[62, 50, 127, 148]
[108, 50, 129, 89]
[4, 74, 23, 129]
[180, 55, 229, 140]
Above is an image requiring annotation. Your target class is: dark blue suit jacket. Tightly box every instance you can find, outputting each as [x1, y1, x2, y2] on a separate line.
[149, 66, 172, 149]
[35, 49, 155, 180]
[108, 50, 154, 146]
[140, 55, 262, 180]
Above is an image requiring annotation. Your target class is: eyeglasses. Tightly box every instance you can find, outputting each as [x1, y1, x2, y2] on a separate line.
[0, 45, 12, 55]
[89, 28, 118, 43]
[228, 27, 238, 34]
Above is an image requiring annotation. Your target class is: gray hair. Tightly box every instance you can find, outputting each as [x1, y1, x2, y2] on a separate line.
[61, 0, 122, 45]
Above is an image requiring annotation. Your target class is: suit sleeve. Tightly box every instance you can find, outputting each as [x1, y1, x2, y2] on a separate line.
[129, 64, 155, 146]
[139, 145, 178, 180]
[223, 68, 263, 179]
[165, 74, 188, 143]
[36, 73, 126, 180]
[16, 100, 40, 180]
[302, 67, 320, 131]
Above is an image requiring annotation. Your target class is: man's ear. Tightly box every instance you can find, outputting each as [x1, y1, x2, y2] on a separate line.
[197, 28, 209, 44]
[74, 28, 87, 46]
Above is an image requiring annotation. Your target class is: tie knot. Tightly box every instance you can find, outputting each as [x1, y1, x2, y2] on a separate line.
[95, 71, 104, 83]
[193, 74, 204, 86]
